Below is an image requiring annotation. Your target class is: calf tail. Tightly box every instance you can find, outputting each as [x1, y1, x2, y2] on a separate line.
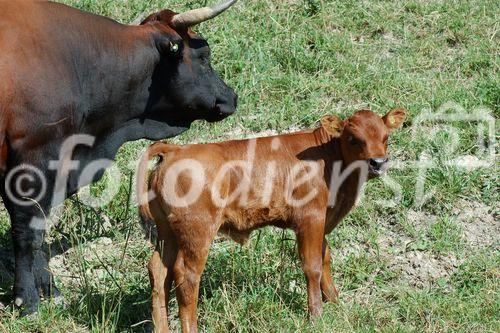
[137, 142, 170, 243]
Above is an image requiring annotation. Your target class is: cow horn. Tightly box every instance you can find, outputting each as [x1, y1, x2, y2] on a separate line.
[170, 0, 238, 28]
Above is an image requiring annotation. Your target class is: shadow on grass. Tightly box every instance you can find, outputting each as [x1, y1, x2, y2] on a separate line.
[66, 286, 152, 332]
[198, 234, 308, 318]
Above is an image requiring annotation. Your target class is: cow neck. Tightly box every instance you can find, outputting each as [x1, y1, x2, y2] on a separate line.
[75, 25, 159, 135]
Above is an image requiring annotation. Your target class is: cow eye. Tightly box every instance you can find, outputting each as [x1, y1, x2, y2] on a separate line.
[200, 51, 211, 63]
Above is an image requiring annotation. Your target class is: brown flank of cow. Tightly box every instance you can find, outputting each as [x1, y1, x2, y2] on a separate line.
[138, 108, 406, 332]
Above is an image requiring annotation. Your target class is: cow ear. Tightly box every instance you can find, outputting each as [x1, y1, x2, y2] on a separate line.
[321, 115, 344, 138]
[383, 108, 406, 130]
[140, 10, 175, 25]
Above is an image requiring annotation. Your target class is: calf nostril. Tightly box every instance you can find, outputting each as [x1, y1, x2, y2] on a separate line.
[369, 157, 388, 168]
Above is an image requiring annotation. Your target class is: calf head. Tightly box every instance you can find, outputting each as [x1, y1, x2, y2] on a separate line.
[321, 108, 406, 176]
[142, 0, 238, 123]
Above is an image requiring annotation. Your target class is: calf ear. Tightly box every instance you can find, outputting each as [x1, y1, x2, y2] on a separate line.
[321, 115, 344, 138]
[383, 108, 407, 130]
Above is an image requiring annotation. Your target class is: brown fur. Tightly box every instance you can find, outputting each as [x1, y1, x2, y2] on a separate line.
[138, 108, 406, 332]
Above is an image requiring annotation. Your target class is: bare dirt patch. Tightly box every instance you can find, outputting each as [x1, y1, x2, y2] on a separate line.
[452, 199, 499, 249]
[384, 199, 498, 287]
[337, 199, 497, 301]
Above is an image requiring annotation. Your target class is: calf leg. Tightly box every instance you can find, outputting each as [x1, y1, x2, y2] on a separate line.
[173, 236, 213, 333]
[149, 251, 168, 333]
[320, 239, 339, 302]
[296, 219, 324, 319]
[149, 251, 169, 332]
[149, 231, 178, 333]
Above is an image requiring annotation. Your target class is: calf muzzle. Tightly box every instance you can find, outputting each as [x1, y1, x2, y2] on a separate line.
[368, 157, 389, 175]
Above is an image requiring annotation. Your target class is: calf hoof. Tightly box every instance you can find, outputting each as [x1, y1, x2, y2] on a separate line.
[321, 285, 339, 303]
[308, 304, 324, 321]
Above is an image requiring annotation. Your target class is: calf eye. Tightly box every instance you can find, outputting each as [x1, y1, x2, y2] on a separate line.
[348, 136, 363, 146]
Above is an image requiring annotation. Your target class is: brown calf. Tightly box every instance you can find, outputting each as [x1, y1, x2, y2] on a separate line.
[138, 108, 406, 332]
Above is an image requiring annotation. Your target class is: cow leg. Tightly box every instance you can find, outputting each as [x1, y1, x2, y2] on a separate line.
[320, 238, 339, 302]
[149, 231, 178, 333]
[1, 170, 59, 314]
[296, 219, 324, 319]
[11, 210, 59, 313]
[33, 232, 61, 303]
[173, 235, 212, 333]
[33, 216, 61, 303]
[9, 206, 45, 314]
[34, 248, 60, 301]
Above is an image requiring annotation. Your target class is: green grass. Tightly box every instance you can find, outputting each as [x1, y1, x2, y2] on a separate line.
[0, 0, 499, 332]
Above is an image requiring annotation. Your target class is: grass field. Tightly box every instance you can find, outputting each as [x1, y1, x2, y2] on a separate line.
[0, 0, 499, 332]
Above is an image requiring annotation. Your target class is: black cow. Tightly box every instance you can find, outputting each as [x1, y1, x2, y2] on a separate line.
[0, 0, 238, 313]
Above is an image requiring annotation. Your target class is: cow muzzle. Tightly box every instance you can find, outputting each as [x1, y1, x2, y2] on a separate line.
[208, 92, 238, 122]
[368, 157, 389, 176]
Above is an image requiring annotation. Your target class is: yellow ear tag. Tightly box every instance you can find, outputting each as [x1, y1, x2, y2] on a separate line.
[388, 115, 396, 127]
[170, 42, 179, 53]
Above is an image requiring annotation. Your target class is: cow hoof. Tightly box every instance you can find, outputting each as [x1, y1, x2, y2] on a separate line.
[21, 307, 38, 317]
[19, 301, 39, 317]
[39, 282, 66, 309]
[14, 298, 38, 317]
[13, 289, 40, 317]
[40, 282, 62, 299]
